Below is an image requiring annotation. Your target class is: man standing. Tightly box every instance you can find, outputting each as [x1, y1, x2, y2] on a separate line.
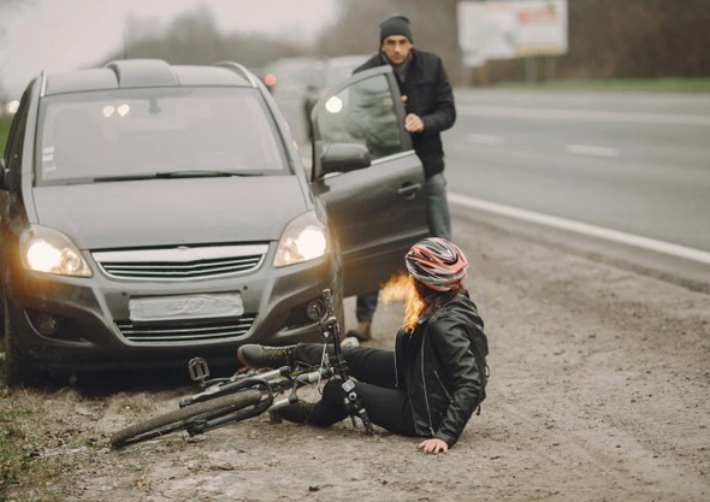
[347, 14, 457, 342]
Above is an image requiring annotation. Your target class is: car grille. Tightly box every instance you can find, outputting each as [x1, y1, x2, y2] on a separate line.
[116, 315, 257, 343]
[92, 244, 269, 280]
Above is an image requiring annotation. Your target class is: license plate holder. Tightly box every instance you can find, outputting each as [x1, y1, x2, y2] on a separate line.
[128, 293, 244, 323]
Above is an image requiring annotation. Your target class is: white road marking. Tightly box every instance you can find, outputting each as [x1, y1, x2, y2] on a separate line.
[566, 144, 618, 157]
[467, 134, 504, 146]
[458, 105, 710, 127]
[448, 193, 710, 266]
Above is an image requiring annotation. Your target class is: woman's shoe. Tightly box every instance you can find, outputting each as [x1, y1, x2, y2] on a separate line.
[237, 344, 296, 368]
[274, 401, 316, 424]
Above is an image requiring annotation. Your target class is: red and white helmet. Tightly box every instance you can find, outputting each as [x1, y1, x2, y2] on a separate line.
[405, 237, 468, 292]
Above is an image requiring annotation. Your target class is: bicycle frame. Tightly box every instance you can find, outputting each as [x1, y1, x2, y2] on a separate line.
[179, 366, 332, 436]
[181, 289, 373, 436]
[111, 289, 375, 448]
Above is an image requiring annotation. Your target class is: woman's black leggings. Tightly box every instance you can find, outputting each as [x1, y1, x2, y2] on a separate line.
[292, 343, 417, 437]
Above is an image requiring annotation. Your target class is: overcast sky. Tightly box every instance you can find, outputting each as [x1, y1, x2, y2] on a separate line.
[0, 0, 339, 97]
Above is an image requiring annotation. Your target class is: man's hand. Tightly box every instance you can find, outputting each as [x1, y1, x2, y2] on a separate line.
[404, 113, 424, 133]
[417, 438, 448, 455]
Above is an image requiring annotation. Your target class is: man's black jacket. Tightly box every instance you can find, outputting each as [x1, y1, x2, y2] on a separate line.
[354, 49, 456, 178]
[394, 294, 487, 447]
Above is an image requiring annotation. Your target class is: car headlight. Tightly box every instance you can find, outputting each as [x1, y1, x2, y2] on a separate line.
[273, 212, 328, 267]
[20, 225, 92, 277]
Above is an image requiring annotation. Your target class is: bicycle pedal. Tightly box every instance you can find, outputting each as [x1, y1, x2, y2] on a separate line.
[188, 357, 211, 384]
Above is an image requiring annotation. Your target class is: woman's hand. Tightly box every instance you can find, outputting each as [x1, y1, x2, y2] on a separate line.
[417, 438, 448, 455]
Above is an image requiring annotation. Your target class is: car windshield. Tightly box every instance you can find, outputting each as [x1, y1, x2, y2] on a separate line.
[36, 87, 288, 184]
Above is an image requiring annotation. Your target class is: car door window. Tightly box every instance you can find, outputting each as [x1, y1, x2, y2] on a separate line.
[314, 72, 406, 162]
[308, 66, 428, 296]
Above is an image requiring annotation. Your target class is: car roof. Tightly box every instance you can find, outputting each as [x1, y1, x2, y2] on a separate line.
[42, 59, 258, 96]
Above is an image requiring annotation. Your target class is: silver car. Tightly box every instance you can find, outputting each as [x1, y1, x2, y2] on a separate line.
[0, 59, 427, 385]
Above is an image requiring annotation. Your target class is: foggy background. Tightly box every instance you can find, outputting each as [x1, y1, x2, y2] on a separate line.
[1, 0, 709, 101]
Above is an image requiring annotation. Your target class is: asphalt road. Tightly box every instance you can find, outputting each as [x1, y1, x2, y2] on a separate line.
[447, 89, 710, 249]
[445, 89, 710, 288]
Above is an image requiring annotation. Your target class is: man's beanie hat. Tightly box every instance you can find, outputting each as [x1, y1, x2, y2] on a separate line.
[380, 14, 413, 44]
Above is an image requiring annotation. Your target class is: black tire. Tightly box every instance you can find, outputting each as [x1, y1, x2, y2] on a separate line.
[3, 296, 36, 387]
[110, 388, 263, 448]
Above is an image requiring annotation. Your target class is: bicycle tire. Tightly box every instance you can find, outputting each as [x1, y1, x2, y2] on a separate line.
[111, 388, 263, 448]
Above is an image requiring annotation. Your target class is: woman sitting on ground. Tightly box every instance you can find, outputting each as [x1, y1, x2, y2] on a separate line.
[238, 237, 489, 455]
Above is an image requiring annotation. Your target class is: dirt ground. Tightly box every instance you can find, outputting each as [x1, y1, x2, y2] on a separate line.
[2, 212, 709, 502]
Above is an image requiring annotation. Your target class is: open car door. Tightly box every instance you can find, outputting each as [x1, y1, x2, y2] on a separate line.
[309, 66, 428, 297]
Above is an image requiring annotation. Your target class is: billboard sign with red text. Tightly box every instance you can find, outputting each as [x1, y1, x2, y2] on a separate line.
[458, 0, 568, 66]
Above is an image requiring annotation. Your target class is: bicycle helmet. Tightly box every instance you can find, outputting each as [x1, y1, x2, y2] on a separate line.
[405, 237, 468, 292]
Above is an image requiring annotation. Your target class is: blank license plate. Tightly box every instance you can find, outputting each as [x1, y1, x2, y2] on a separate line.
[129, 293, 244, 322]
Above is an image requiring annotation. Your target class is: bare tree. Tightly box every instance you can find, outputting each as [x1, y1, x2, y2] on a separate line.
[315, 0, 463, 83]
[481, 0, 710, 83]
[100, 6, 310, 69]
[68, 0, 710, 91]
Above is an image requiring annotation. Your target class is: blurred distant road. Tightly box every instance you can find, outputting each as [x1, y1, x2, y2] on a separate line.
[274, 86, 710, 286]
[446, 89, 710, 286]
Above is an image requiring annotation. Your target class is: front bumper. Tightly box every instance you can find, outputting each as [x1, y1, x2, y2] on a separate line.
[5, 246, 336, 372]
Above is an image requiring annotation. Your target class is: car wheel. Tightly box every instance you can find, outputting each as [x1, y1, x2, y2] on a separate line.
[3, 296, 35, 387]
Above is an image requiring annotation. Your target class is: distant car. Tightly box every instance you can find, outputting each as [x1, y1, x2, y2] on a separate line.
[245, 66, 276, 93]
[303, 55, 371, 139]
[264, 57, 320, 100]
[0, 59, 428, 385]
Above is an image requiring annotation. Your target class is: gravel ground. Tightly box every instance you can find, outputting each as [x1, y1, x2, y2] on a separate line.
[3, 212, 709, 502]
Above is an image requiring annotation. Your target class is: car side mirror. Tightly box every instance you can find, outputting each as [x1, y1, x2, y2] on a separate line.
[320, 143, 371, 175]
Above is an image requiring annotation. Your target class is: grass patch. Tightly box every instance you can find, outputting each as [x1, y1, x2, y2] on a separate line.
[0, 115, 12, 157]
[0, 361, 68, 501]
[0, 386, 41, 499]
[0, 396, 32, 497]
[491, 77, 710, 93]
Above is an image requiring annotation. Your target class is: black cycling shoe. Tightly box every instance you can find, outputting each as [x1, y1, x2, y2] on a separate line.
[237, 344, 296, 368]
[273, 401, 316, 424]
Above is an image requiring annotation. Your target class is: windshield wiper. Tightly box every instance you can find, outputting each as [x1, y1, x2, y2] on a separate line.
[93, 171, 264, 182]
[93, 174, 158, 182]
[155, 170, 264, 178]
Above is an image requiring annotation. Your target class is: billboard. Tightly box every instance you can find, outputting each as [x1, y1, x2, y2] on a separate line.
[458, 0, 568, 66]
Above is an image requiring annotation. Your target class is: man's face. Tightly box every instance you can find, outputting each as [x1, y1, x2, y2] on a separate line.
[381, 35, 413, 65]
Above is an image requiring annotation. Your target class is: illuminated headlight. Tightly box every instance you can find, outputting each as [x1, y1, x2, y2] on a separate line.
[325, 96, 343, 114]
[273, 212, 328, 267]
[20, 225, 92, 277]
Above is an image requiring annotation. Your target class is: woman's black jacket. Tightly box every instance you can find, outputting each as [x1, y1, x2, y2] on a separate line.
[394, 295, 487, 447]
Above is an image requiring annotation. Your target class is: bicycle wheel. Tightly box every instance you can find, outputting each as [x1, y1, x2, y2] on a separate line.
[111, 388, 262, 448]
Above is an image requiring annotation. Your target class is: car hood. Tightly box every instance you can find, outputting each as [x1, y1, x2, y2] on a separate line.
[32, 176, 309, 249]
